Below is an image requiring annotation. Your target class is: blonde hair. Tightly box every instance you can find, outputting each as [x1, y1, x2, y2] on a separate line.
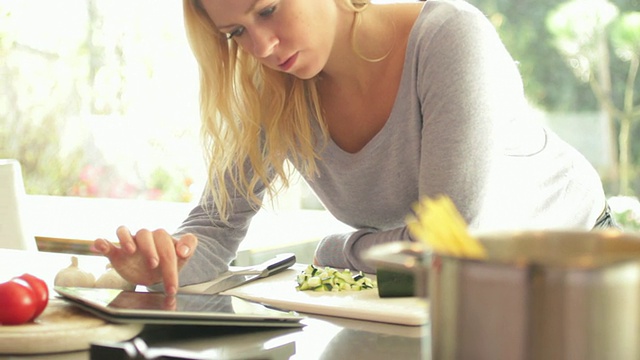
[183, 0, 370, 221]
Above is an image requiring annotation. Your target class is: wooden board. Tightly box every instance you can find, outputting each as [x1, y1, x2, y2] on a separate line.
[0, 299, 143, 355]
[182, 265, 429, 326]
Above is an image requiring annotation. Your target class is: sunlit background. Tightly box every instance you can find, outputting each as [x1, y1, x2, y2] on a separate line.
[1, 0, 203, 202]
[1, 0, 639, 229]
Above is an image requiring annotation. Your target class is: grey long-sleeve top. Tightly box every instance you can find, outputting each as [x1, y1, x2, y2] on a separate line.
[175, 0, 606, 286]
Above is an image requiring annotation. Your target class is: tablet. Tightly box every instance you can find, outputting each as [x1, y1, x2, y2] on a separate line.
[55, 286, 305, 328]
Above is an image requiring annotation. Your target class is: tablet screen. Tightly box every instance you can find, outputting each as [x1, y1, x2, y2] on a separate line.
[55, 286, 304, 327]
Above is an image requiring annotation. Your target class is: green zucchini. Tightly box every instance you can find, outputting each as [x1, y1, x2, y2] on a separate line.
[376, 268, 415, 298]
[295, 264, 377, 292]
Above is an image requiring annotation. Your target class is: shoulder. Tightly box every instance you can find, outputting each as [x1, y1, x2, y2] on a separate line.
[405, 0, 509, 73]
[410, 0, 496, 47]
[403, 1, 522, 112]
[419, 0, 488, 22]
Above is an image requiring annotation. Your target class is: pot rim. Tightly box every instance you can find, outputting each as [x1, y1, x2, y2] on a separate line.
[365, 229, 640, 271]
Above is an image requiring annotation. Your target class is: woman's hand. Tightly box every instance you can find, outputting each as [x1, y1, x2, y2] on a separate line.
[91, 226, 198, 295]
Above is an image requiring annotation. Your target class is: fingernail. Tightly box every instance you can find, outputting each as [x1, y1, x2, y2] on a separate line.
[166, 285, 177, 296]
[93, 241, 107, 254]
[178, 245, 190, 257]
[149, 257, 159, 269]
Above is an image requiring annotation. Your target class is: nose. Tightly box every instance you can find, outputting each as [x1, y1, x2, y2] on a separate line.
[250, 29, 278, 58]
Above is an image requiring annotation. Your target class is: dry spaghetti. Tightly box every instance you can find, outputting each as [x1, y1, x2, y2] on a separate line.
[406, 195, 486, 258]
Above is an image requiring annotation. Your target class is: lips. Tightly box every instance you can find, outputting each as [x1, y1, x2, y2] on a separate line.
[278, 52, 298, 72]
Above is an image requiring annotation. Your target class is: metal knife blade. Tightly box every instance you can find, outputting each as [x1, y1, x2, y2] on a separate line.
[204, 253, 296, 294]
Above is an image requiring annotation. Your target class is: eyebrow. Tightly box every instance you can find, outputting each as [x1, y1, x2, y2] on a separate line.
[216, 0, 261, 31]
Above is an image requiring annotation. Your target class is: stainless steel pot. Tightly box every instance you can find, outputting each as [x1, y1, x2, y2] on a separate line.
[365, 230, 640, 360]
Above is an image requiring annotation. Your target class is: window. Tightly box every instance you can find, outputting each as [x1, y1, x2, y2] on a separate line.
[1, 1, 329, 258]
[2, 0, 639, 239]
[1, 0, 205, 202]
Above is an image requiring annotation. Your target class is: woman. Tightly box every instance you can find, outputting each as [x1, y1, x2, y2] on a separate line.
[92, 0, 609, 295]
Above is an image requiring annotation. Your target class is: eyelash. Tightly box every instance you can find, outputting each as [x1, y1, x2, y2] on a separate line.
[226, 28, 245, 40]
[226, 5, 277, 40]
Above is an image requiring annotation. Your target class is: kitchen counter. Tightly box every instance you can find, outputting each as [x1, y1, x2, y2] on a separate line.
[0, 249, 430, 360]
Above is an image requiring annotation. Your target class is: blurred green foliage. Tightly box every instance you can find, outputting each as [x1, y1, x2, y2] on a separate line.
[545, 0, 639, 196]
[0, 1, 197, 202]
[0, 6, 89, 195]
[614, 209, 640, 231]
[1, 0, 638, 201]
[471, 0, 638, 112]
[472, 0, 639, 197]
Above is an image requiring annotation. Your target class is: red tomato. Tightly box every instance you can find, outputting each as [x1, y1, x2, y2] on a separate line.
[16, 274, 49, 320]
[0, 279, 36, 325]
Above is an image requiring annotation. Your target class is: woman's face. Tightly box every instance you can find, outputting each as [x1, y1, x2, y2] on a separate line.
[199, 0, 339, 79]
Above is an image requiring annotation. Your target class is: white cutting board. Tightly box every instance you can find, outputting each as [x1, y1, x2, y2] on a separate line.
[195, 265, 429, 326]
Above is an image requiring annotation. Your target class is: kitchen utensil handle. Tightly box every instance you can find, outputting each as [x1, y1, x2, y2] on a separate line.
[91, 338, 212, 360]
[258, 253, 296, 277]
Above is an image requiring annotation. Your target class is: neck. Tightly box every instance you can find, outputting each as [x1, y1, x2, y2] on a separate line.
[319, 4, 397, 93]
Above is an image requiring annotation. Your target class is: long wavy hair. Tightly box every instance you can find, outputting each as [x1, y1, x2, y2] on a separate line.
[183, 0, 370, 221]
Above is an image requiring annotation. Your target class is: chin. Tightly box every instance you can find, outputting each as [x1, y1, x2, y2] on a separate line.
[287, 57, 324, 80]
[290, 67, 322, 80]
[291, 73, 318, 80]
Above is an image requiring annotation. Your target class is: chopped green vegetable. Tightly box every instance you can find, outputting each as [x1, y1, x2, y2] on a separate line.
[295, 264, 377, 292]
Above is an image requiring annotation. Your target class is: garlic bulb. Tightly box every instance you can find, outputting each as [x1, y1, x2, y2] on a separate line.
[54, 256, 96, 288]
[95, 264, 135, 290]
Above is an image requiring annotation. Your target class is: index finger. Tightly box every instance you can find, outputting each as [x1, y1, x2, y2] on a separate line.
[153, 229, 179, 295]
